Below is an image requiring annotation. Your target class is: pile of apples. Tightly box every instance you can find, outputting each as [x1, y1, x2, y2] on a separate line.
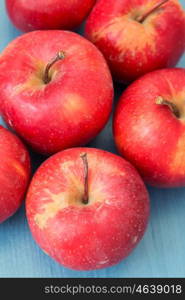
[0, 0, 184, 271]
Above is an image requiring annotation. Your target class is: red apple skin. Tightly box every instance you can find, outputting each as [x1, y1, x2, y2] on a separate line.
[85, 0, 185, 83]
[0, 30, 113, 155]
[26, 147, 149, 271]
[0, 126, 31, 223]
[6, 0, 96, 32]
[113, 68, 185, 187]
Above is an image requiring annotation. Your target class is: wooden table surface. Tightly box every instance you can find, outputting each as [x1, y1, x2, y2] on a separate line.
[0, 0, 185, 278]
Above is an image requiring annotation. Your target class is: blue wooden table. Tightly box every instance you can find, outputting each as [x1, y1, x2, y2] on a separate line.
[0, 1, 185, 278]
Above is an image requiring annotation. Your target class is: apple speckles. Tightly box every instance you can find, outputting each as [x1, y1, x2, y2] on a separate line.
[60, 160, 74, 171]
[0, 31, 113, 155]
[92, 155, 127, 177]
[34, 189, 82, 230]
[26, 147, 149, 270]
[34, 187, 106, 230]
[61, 93, 89, 122]
[92, 16, 156, 55]
[60, 160, 84, 193]
[6, 0, 96, 32]
[86, 0, 185, 83]
[12, 59, 47, 95]
[34, 153, 130, 230]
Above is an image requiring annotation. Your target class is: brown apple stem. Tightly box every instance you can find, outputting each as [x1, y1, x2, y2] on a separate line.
[156, 96, 180, 118]
[136, 0, 169, 23]
[80, 153, 89, 205]
[43, 51, 65, 84]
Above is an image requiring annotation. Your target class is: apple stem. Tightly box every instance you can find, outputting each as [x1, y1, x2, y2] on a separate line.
[80, 153, 89, 205]
[156, 96, 180, 118]
[136, 0, 169, 23]
[43, 51, 65, 84]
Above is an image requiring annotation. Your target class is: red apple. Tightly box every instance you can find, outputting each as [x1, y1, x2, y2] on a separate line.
[0, 30, 113, 155]
[85, 0, 185, 83]
[26, 147, 149, 270]
[6, 0, 96, 32]
[0, 126, 31, 223]
[114, 68, 185, 187]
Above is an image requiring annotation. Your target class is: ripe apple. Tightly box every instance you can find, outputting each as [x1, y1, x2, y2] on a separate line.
[26, 147, 149, 270]
[113, 68, 185, 187]
[0, 126, 31, 223]
[0, 30, 113, 155]
[6, 0, 96, 32]
[85, 0, 185, 83]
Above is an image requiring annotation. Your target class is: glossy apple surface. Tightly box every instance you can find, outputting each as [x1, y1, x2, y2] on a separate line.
[0, 30, 113, 155]
[6, 0, 96, 32]
[85, 0, 185, 83]
[0, 126, 31, 223]
[114, 68, 185, 187]
[26, 147, 149, 270]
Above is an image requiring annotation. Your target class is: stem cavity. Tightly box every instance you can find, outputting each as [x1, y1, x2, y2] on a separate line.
[136, 0, 169, 23]
[156, 96, 180, 118]
[43, 51, 65, 84]
[80, 153, 89, 205]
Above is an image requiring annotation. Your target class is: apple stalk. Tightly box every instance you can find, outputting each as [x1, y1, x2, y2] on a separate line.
[80, 153, 89, 204]
[156, 96, 180, 118]
[136, 0, 169, 23]
[44, 51, 65, 84]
